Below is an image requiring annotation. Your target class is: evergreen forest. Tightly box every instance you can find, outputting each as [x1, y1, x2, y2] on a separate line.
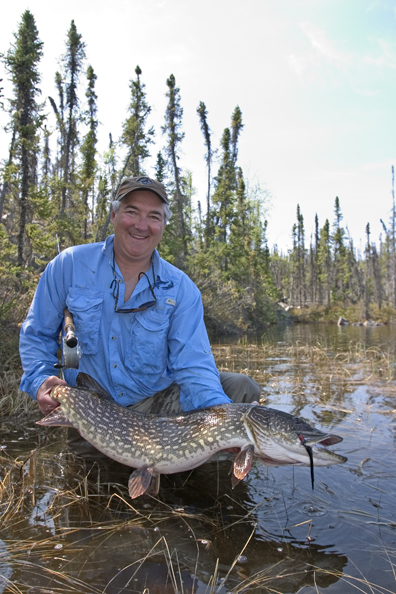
[1, 11, 396, 337]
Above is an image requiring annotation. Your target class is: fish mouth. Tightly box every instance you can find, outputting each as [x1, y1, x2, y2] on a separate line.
[256, 436, 347, 491]
[293, 418, 347, 487]
[308, 440, 347, 463]
[298, 429, 347, 462]
[300, 432, 343, 447]
[257, 440, 347, 466]
[298, 429, 347, 486]
[300, 437, 347, 489]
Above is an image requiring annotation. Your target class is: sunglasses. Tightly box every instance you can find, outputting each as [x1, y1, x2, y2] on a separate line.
[110, 263, 157, 313]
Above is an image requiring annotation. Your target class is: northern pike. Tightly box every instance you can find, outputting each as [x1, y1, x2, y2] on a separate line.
[37, 373, 347, 499]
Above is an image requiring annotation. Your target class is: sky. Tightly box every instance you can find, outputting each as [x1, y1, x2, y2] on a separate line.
[0, 0, 395, 253]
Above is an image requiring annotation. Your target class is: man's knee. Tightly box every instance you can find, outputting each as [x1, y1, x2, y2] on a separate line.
[219, 372, 261, 404]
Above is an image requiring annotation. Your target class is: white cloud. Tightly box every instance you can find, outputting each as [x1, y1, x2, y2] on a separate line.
[300, 22, 349, 66]
[364, 38, 396, 68]
[287, 53, 311, 78]
[351, 84, 379, 96]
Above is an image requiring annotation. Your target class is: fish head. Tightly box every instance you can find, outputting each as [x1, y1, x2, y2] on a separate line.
[244, 406, 347, 467]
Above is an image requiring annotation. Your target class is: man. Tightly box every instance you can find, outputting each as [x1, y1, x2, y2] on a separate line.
[20, 176, 261, 418]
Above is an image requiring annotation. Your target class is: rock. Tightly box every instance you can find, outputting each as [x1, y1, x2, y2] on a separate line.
[275, 303, 294, 324]
[338, 317, 349, 326]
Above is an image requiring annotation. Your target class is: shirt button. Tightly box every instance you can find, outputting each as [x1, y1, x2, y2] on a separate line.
[119, 392, 123, 397]
[113, 363, 117, 368]
[112, 336, 116, 340]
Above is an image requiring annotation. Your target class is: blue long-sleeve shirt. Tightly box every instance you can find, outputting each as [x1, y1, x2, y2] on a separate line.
[19, 235, 231, 411]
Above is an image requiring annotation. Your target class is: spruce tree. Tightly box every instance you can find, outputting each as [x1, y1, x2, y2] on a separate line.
[317, 219, 332, 305]
[61, 20, 86, 214]
[2, 10, 44, 267]
[294, 205, 306, 307]
[95, 133, 117, 241]
[154, 151, 167, 184]
[309, 213, 320, 304]
[41, 125, 51, 189]
[211, 127, 237, 251]
[230, 105, 244, 164]
[332, 196, 349, 300]
[80, 65, 98, 238]
[162, 74, 188, 256]
[227, 167, 249, 282]
[0, 127, 16, 221]
[364, 223, 375, 318]
[121, 65, 154, 177]
[196, 101, 213, 243]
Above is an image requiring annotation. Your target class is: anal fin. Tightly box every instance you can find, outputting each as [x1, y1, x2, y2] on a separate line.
[128, 466, 154, 499]
[231, 444, 255, 489]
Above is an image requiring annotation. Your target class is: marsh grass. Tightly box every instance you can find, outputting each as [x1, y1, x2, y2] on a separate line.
[1, 438, 395, 594]
[226, 567, 396, 594]
[0, 446, 238, 593]
[1, 333, 396, 593]
[212, 339, 396, 389]
[0, 321, 36, 418]
[0, 384, 37, 418]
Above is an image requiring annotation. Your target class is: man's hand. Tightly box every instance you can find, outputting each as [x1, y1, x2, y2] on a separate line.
[37, 376, 67, 415]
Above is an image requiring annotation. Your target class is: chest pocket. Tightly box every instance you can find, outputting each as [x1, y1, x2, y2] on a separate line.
[66, 288, 103, 355]
[126, 310, 170, 377]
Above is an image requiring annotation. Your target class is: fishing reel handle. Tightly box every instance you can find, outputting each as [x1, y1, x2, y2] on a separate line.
[64, 307, 78, 348]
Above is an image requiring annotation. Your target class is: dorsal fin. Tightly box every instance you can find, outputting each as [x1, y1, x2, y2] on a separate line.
[76, 372, 114, 401]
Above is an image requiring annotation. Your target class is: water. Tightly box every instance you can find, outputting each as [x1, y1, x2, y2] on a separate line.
[1, 323, 395, 593]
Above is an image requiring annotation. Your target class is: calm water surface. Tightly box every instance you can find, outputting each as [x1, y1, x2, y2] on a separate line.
[0, 323, 395, 593]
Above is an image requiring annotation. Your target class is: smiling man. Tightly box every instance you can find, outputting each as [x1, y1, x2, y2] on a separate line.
[19, 176, 261, 423]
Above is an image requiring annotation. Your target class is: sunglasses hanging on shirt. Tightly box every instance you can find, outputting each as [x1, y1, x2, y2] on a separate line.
[110, 262, 157, 313]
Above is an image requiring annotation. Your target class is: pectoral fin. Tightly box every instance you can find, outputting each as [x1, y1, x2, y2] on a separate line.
[231, 444, 255, 488]
[128, 466, 154, 499]
[145, 474, 160, 497]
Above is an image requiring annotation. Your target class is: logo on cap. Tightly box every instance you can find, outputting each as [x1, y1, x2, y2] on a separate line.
[137, 177, 153, 185]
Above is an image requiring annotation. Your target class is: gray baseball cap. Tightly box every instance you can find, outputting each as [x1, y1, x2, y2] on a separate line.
[115, 176, 169, 205]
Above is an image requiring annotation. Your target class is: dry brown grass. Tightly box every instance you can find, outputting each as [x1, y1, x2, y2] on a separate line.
[211, 340, 396, 388]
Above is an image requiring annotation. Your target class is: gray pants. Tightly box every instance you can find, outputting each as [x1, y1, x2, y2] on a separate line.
[67, 372, 262, 458]
[129, 372, 262, 415]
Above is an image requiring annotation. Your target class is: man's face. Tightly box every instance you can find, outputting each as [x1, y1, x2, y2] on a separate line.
[111, 190, 166, 264]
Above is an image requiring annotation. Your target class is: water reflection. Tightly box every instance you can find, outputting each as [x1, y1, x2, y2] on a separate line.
[0, 539, 13, 594]
[259, 321, 396, 353]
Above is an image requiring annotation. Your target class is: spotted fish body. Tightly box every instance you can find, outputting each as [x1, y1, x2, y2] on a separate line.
[37, 373, 347, 499]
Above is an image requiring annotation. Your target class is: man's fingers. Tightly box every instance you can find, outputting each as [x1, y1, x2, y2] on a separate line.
[38, 394, 60, 415]
[37, 376, 67, 414]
